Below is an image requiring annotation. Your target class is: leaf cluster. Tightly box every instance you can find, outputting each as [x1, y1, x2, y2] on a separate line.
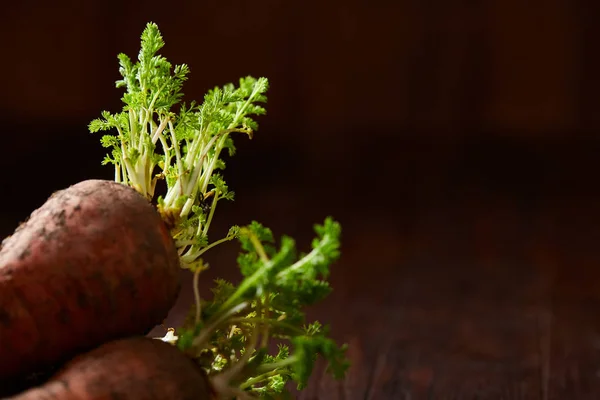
[89, 22, 268, 270]
[178, 218, 349, 397]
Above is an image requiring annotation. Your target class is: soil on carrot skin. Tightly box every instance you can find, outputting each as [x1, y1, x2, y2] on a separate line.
[0, 180, 182, 381]
[5, 337, 217, 400]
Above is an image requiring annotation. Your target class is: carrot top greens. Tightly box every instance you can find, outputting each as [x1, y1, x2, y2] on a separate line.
[90, 22, 348, 398]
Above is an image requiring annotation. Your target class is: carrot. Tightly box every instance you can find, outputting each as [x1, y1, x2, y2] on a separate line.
[0, 22, 349, 398]
[0, 179, 181, 381]
[6, 336, 215, 400]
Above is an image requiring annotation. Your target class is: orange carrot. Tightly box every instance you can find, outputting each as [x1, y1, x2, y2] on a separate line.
[6, 336, 214, 400]
[0, 180, 181, 381]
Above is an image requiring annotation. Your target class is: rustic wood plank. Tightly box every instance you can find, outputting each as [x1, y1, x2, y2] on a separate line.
[295, 192, 600, 399]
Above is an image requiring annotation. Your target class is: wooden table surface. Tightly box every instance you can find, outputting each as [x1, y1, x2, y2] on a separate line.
[291, 195, 600, 400]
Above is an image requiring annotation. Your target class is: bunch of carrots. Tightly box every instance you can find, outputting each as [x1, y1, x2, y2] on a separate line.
[0, 22, 347, 399]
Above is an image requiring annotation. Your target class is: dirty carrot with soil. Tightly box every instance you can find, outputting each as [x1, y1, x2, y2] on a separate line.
[1, 22, 349, 398]
[0, 180, 181, 380]
[7, 337, 214, 400]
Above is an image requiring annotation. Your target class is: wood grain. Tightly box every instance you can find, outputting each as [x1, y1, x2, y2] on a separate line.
[278, 191, 600, 399]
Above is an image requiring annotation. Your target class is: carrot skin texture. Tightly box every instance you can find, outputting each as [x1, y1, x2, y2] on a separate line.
[7, 336, 215, 400]
[0, 180, 181, 380]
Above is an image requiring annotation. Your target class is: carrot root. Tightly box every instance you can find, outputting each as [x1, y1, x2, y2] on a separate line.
[0, 180, 181, 380]
[7, 337, 215, 400]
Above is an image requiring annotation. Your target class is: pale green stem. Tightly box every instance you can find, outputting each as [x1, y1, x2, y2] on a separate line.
[249, 232, 270, 264]
[162, 179, 181, 207]
[180, 248, 201, 265]
[120, 162, 128, 186]
[202, 191, 219, 236]
[157, 133, 170, 167]
[199, 137, 224, 194]
[128, 108, 137, 149]
[192, 302, 249, 348]
[184, 127, 205, 167]
[276, 237, 332, 279]
[217, 238, 270, 313]
[114, 163, 120, 183]
[148, 82, 167, 112]
[193, 268, 202, 326]
[183, 132, 225, 197]
[261, 294, 271, 348]
[156, 134, 171, 193]
[141, 149, 155, 197]
[240, 370, 283, 390]
[201, 128, 251, 194]
[123, 157, 138, 188]
[116, 125, 127, 161]
[139, 109, 150, 152]
[179, 227, 236, 265]
[186, 127, 251, 200]
[255, 356, 298, 374]
[168, 120, 186, 193]
[151, 117, 169, 144]
[179, 198, 195, 219]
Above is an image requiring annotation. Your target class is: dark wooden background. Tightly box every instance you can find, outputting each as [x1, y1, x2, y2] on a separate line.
[1, 1, 600, 398]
